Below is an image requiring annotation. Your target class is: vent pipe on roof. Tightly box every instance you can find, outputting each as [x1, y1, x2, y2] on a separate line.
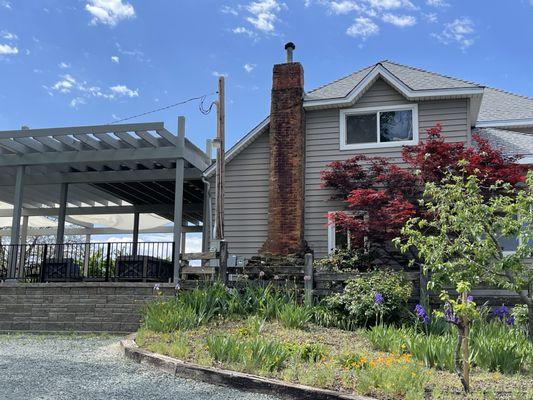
[285, 42, 295, 63]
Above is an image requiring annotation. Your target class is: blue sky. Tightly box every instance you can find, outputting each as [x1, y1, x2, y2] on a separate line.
[1, 0, 532, 151]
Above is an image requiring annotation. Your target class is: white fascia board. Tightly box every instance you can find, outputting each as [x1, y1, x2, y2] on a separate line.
[203, 117, 270, 177]
[304, 65, 484, 110]
[475, 119, 533, 129]
[517, 155, 533, 165]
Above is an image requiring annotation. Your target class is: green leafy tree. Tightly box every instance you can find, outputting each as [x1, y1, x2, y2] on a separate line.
[395, 170, 533, 392]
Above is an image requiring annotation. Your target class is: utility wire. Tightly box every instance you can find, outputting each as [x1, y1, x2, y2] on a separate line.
[108, 92, 218, 124]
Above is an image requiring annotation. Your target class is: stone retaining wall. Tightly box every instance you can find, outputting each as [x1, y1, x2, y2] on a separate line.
[0, 282, 175, 333]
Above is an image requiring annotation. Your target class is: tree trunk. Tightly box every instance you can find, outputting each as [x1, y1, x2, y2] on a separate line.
[517, 291, 532, 341]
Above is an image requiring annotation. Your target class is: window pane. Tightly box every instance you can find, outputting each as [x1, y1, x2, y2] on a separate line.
[346, 114, 377, 144]
[335, 229, 348, 249]
[498, 235, 519, 253]
[380, 110, 413, 142]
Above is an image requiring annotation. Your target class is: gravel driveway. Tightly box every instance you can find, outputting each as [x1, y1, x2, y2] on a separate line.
[0, 334, 281, 400]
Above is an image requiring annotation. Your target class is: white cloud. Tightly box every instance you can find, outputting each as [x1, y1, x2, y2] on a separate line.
[70, 97, 86, 108]
[232, 26, 256, 37]
[111, 55, 120, 63]
[329, 1, 362, 14]
[381, 13, 416, 27]
[245, 0, 285, 33]
[433, 17, 475, 50]
[58, 62, 71, 69]
[220, 5, 238, 15]
[0, 43, 18, 55]
[50, 74, 139, 101]
[1, 1, 11, 9]
[426, 0, 449, 7]
[423, 12, 438, 23]
[212, 71, 229, 78]
[346, 16, 379, 39]
[85, 0, 135, 26]
[243, 63, 256, 73]
[1, 31, 17, 40]
[52, 74, 76, 93]
[110, 84, 138, 97]
[366, 0, 415, 10]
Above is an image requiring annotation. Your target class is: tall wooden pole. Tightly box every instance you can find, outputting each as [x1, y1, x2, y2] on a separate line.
[215, 76, 225, 240]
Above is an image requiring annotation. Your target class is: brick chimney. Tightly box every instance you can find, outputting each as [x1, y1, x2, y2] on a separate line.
[261, 43, 306, 256]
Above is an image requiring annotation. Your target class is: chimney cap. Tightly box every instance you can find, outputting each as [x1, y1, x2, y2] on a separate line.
[284, 42, 296, 50]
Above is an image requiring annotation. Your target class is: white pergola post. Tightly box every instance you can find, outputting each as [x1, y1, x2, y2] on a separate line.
[7, 165, 25, 278]
[132, 212, 140, 256]
[202, 139, 212, 254]
[83, 234, 91, 277]
[17, 215, 29, 274]
[173, 116, 185, 282]
[55, 182, 68, 258]
[181, 231, 187, 254]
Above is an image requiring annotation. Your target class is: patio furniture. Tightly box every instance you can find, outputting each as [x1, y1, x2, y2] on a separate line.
[116, 255, 172, 282]
[41, 258, 82, 282]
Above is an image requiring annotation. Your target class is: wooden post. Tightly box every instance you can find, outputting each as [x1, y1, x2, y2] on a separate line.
[7, 165, 25, 279]
[304, 253, 314, 306]
[181, 231, 187, 254]
[218, 240, 228, 284]
[214, 76, 225, 240]
[173, 116, 186, 282]
[132, 212, 140, 256]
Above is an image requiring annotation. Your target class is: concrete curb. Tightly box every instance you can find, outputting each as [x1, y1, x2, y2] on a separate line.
[120, 335, 375, 400]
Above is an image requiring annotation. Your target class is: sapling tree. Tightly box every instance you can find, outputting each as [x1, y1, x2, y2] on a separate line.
[396, 170, 533, 392]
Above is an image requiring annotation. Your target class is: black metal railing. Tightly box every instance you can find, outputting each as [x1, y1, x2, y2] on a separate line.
[0, 241, 174, 283]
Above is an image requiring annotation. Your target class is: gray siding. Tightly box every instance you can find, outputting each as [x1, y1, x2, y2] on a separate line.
[305, 78, 469, 258]
[210, 131, 270, 258]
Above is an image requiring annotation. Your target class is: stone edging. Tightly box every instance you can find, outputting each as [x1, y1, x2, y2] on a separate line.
[120, 335, 375, 400]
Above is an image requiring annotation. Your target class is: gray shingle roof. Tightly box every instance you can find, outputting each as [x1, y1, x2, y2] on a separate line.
[477, 88, 533, 123]
[474, 127, 533, 157]
[305, 60, 480, 101]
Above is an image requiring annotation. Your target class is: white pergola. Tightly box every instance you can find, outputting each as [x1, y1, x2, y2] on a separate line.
[0, 117, 211, 280]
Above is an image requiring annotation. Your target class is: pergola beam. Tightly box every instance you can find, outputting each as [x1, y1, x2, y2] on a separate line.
[0, 225, 202, 237]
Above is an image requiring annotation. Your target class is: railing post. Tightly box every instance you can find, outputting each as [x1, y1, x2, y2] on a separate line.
[218, 240, 228, 284]
[105, 242, 111, 282]
[304, 253, 314, 306]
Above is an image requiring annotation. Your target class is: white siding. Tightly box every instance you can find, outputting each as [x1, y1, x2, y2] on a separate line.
[305, 78, 469, 258]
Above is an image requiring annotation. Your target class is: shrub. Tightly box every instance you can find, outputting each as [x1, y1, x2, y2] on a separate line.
[277, 303, 312, 329]
[325, 269, 412, 327]
[313, 248, 375, 272]
[284, 342, 329, 363]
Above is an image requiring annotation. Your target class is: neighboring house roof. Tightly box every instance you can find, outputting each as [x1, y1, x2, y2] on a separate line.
[476, 88, 533, 127]
[305, 60, 480, 101]
[474, 127, 533, 164]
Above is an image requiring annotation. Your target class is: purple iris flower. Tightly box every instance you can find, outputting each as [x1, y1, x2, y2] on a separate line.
[444, 302, 460, 324]
[506, 315, 515, 326]
[493, 304, 510, 321]
[415, 304, 430, 324]
[466, 295, 474, 303]
[374, 292, 384, 304]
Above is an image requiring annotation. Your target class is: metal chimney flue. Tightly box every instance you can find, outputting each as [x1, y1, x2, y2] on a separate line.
[284, 42, 295, 63]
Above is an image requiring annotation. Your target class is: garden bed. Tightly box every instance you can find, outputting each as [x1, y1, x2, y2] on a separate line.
[136, 319, 532, 400]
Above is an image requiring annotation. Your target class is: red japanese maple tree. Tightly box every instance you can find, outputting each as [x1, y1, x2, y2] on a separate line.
[321, 124, 526, 258]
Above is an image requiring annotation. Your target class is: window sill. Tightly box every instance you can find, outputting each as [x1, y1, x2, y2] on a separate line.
[340, 139, 418, 151]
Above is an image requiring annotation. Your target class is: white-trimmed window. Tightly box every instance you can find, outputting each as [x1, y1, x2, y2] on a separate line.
[339, 104, 419, 150]
[327, 212, 368, 255]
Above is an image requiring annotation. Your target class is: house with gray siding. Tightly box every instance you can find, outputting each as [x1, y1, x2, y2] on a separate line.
[205, 44, 533, 261]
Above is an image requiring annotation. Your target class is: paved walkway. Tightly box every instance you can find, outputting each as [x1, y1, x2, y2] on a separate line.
[0, 334, 280, 400]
